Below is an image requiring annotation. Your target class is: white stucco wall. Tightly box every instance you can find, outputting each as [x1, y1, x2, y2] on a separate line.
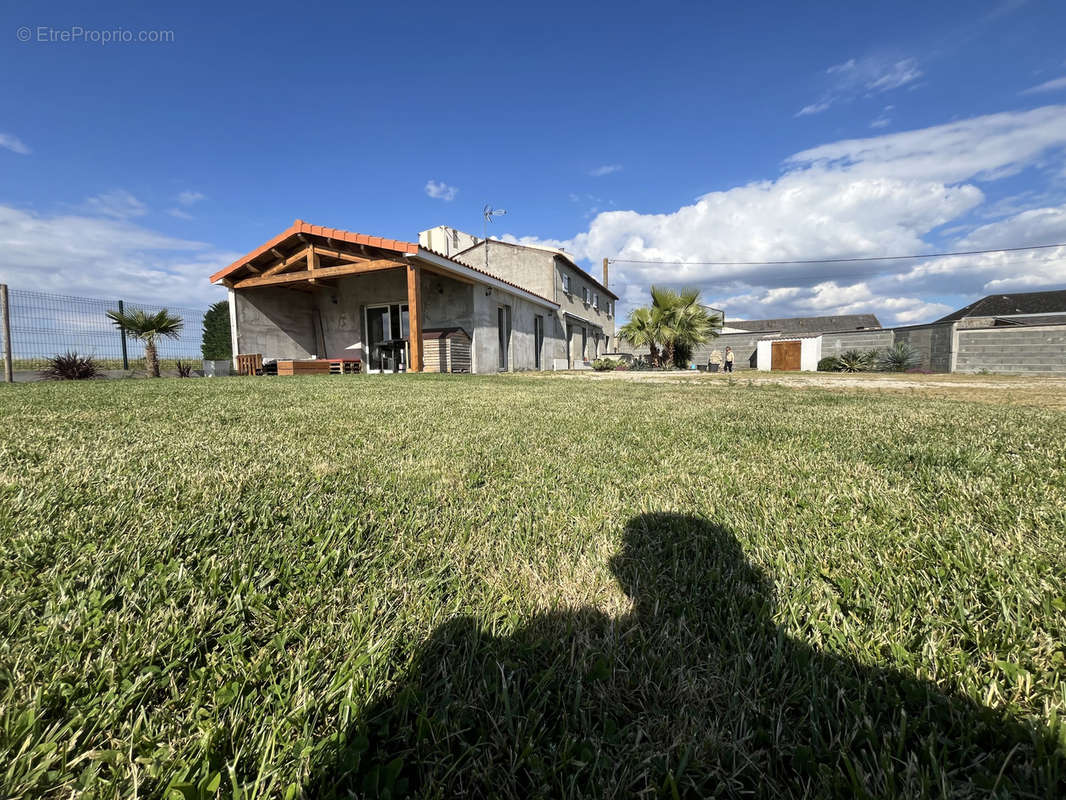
[801, 336, 822, 372]
[756, 340, 771, 371]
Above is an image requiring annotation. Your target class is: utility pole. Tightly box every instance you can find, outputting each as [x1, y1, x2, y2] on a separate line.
[602, 257, 609, 289]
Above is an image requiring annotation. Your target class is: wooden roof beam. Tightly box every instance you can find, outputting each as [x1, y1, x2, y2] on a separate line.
[233, 258, 405, 289]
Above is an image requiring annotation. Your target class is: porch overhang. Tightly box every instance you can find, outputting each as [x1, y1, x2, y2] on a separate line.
[212, 220, 559, 373]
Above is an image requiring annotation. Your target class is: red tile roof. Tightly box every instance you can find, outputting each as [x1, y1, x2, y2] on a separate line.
[210, 220, 559, 307]
[209, 219, 418, 284]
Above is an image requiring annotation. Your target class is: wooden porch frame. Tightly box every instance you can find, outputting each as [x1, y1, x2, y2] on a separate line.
[232, 258, 405, 289]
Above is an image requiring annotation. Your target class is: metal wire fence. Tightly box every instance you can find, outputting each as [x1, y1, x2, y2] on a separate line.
[1, 284, 208, 379]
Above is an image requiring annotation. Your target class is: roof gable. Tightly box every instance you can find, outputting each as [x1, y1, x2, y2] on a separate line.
[935, 288, 1066, 322]
[725, 314, 881, 333]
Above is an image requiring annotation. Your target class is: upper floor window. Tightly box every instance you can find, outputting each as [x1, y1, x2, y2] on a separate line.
[583, 287, 590, 305]
[562, 274, 571, 294]
[593, 292, 599, 310]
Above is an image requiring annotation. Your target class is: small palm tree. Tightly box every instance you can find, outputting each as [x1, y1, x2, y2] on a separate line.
[650, 286, 719, 367]
[619, 306, 661, 366]
[106, 308, 184, 377]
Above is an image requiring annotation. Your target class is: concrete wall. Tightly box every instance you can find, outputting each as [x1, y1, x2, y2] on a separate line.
[461, 241, 555, 300]
[820, 329, 894, 360]
[471, 285, 559, 372]
[696, 332, 764, 369]
[892, 323, 954, 372]
[458, 242, 615, 366]
[554, 258, 615, 346]
[954, 325, 1066, 374]
[233, 268, 475, 364]
[234, 287, 317, 359]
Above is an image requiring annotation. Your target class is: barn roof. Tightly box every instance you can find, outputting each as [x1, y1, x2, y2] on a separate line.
[935, 289, 1066, 322]
[725, 314, 882, 333]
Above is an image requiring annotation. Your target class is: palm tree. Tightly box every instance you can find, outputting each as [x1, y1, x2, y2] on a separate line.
[618, 306, 661, 366]
[651, 286, 719, 367]
[106, 308, 184, 377]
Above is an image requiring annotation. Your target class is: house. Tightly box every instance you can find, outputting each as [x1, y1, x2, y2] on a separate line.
[438, 230, 619, 369]
[209, 220, 564, 374]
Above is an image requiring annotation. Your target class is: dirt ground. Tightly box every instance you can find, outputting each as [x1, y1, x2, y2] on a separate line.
[537, 369, 1066, 408]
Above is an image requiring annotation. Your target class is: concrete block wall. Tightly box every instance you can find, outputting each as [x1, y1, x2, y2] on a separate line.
[820, 330, 894, 360]
[694, 333, 764, 369]
[954, 325, 1066, 374]
[892, 324, 954, 372]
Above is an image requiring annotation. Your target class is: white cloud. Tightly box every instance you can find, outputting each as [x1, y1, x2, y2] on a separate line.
[1021, 76, 1066, 95]
[865, 59, 923, 92]
[425, 180, 458, 202]
[167, 208, 194, 220]
[516, 105, 1066, 326]
[797, 56, 923, 116]
[870, 105, 894, 129]
[0, 204, 236, 305]
[787, 105, 1066, 183]
[177, 190, 206, 206]
[83, 190, 147, 220]
[0, 133, 30, 155]
[589, 164, 623, 177]
[796, 100, 832, 117]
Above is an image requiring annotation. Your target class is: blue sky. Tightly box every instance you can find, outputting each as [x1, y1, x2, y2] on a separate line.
[2, 0, 1065, 324]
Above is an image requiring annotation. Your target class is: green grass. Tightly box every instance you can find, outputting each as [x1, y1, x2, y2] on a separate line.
[1, 374, 1064, 799]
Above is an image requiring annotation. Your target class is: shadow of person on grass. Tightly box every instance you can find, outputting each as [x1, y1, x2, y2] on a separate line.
[308, 513, 1059, 798]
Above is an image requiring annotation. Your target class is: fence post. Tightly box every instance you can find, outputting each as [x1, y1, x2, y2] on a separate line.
[1, 284, 12, 383]
[117, 299, 129, 370]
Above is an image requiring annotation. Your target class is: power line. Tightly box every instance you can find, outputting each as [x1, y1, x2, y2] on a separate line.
[692, 254, 1066, 288]
[607, 242, 1066, 266]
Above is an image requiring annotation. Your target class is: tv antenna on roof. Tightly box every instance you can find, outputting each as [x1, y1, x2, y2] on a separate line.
[482, 205, 507, 273]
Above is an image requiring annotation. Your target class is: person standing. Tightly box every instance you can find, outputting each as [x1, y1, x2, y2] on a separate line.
[724, 346, 735, 373]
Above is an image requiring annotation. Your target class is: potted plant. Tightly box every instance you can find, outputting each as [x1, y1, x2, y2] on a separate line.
[708, 349, 723, 373]
[200, 301, 232, 376]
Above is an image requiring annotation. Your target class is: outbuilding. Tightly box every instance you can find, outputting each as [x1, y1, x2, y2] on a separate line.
[756, 333, 823, 372]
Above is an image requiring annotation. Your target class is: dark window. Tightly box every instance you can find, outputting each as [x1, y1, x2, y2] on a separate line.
[534, 315, 544, 369]
[498, 306, 511, 371]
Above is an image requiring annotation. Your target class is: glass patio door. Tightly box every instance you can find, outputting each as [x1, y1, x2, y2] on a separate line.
[365, 303, 410, 373]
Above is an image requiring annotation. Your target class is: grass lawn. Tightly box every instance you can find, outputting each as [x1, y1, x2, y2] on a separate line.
[1, 374, 1064, 798]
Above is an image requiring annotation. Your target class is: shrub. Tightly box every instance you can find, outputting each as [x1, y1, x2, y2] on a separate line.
[878, 342, 921, 372]
[592, 358, 619, 371]
[614, 361, 631, 371]
[175, 360, 194, 378]
[835, 350, 874, 373]
[201, 301, 232, 361]
[818, 356, 840, 372]
[39, 351, 101, 381]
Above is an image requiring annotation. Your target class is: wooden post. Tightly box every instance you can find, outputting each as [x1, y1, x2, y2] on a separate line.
[407, 264, 423, 372]
[117, 299, 129, 370]
[1, 284, 11, 383]
[602, 257, 609, 289]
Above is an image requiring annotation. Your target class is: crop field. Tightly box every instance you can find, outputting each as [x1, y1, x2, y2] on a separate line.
[1, 374, 1064, 798]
